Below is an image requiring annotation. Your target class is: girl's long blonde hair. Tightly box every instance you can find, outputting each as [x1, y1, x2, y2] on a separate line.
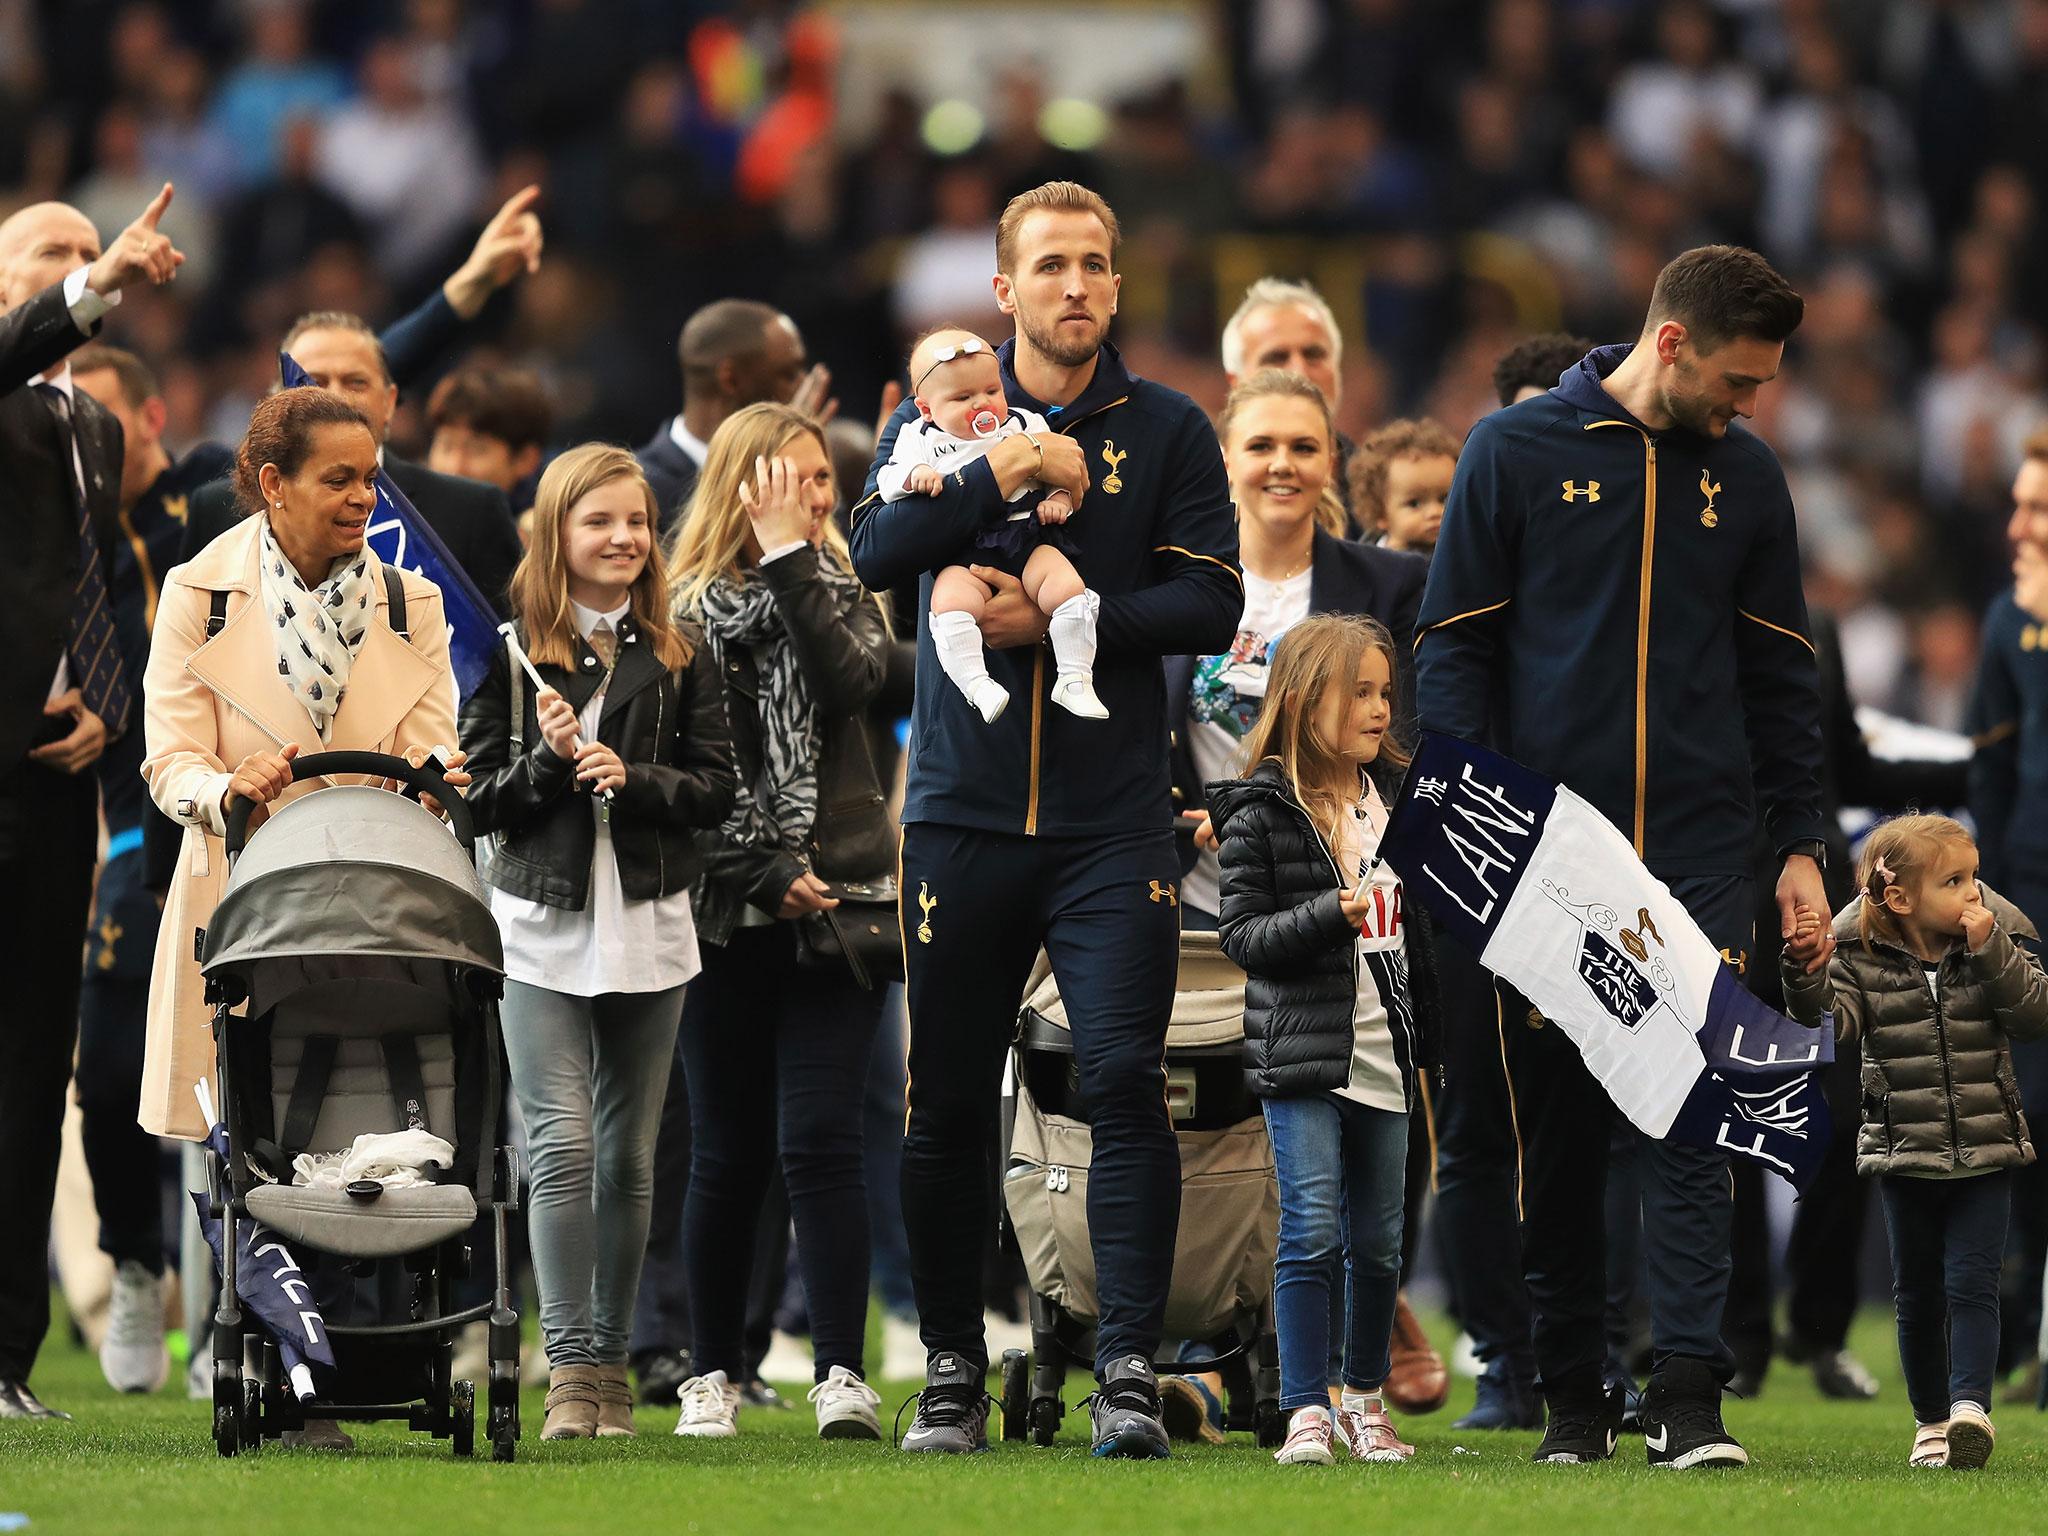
[1855, 813, 1976, 950]
[1237, 612, 1408, 853]
[666, 402, 854, 616]
[1217, 369, 1348, 538]
[508, 443, 691, 671]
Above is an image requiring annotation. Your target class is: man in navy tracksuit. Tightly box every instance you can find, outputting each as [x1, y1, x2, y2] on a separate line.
[851, 182, 1241, 1458]
[1416, 246, 1828, 1469]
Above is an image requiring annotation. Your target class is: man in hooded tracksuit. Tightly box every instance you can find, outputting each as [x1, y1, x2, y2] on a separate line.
[1415, 245, 1829, 1469]
[850, 182, 1241, 1459]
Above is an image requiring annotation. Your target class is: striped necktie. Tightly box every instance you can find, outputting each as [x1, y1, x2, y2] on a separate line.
[36, 383, 132, 734]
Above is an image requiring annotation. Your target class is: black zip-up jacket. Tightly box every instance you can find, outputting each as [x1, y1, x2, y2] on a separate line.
[1968, 591, 2048, 899]
[459, 612, 736, 910]
[1208, 759, 1441, 1102]
[851, 339, 1242, 837]
[692, 545, 893, 946]
[1415, 344, 1826, 878]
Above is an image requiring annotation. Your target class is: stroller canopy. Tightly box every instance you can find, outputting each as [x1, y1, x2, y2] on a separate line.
[202, 786, 504, 984]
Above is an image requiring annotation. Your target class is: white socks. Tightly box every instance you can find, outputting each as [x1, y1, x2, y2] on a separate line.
[1047, 590, 1107, 719]
[929, 609, 1009, 724]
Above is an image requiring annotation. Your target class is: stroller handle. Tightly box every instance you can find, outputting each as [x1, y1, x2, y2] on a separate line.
[222, 750, 476, 862]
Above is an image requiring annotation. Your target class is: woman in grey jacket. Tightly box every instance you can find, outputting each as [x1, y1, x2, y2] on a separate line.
[1783, 814, 2048, 1471]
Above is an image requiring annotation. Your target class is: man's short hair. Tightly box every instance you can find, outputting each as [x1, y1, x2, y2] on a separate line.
[281, 310, 390, 385]
[69, 343, 158, 408]
[2024, 424, 2048, 466]
[426, 367, 553, 451]
[1491, 332, 1592, 407]
[678, 299, 782, 394]
[1220, 278, 1343, 377]
[1646, 245, 1803, 352]
[994, 181, 1121, 277]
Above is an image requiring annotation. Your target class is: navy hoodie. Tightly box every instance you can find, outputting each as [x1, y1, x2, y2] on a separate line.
[851, 339, 1243, 837]
[1967, 592, 2048, 903]
[1414, 344, 1825, 878]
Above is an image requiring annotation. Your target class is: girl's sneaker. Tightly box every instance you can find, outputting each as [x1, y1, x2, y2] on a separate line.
[1908, 1421, 1949, 1467]
[1335, 1392, 1416, 1463]
[673, 1370, 740, 1438]
[1945, 1402, 1994, 1469]
[1275, 1405, 1337, 1465]
[807, 1365, 882, 1440]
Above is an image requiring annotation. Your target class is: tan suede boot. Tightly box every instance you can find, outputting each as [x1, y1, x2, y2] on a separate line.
[542, 1364, 601, 1440]
[596, 1364, 635, 1437]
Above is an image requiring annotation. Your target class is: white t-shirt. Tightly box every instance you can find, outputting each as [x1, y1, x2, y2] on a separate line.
[876, 407, 1055, 510]
[489, 599, 703, 997]
[1333, 777, 1408, 1114]
[1182, 568, 1313, 915]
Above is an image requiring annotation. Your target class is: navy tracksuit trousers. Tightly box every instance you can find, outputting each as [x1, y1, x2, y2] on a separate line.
[899, 823, 1182, 1376]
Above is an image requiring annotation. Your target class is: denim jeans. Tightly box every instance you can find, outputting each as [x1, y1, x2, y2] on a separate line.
[1880, 1170, 2011, 1424]
[1263, 1092, 1409, 1411]
[501, 980, 685, 1367]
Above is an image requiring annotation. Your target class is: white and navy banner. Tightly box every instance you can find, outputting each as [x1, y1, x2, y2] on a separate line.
[1381, 731, 1833, 1191]
[280, 353, 499, 698]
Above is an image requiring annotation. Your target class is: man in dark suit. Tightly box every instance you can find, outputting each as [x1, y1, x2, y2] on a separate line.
[0, 185, 183, 1421]
[635, 298, 831, 535]
[179, 309, 521, 614]
[70, 344, 235, 1395]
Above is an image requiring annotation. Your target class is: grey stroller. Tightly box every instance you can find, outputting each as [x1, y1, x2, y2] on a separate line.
[1000, 930, 1282, 1446]
[201, 752, 520, 1459]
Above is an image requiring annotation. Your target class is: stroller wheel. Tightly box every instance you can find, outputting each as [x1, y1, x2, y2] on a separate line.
[213, 1401, 240, 1458]
[1253, 1399, 1284, 1449]
[1028, 1395, 1061, 1448]
[241, 1378, 265, 1452]
[999, 1350, 1030, 1442]
[488, 1393, 518, 1463]
[451, 1380, 475, 1458]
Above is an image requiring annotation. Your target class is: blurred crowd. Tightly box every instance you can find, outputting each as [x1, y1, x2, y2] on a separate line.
[2, 0, 2041, 732]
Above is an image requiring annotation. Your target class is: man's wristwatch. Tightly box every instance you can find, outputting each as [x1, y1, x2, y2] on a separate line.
[1784, 839, 1828, 869]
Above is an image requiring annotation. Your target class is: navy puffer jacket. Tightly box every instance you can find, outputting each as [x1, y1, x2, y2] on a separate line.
[1208, 759, 1441, 1101]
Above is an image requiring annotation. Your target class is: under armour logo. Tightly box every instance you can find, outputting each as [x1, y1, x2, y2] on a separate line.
[1718, 946, 1749, 977]
[1561, 480, 1600, 503]
[1148, 880, 1177, 906]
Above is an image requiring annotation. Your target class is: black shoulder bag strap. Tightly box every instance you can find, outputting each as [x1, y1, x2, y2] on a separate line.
[206, 589, 230, 639]
[383, 565, 408, 640]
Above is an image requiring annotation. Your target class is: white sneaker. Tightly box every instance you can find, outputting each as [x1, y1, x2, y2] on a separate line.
[673, 1370, 741, 1438]
[808, 1364, 882, 1439]
[1049, 672, 1108, 719]
[100, 1260, 169, 1393]
[1274, 1405, 1336, 1466]
[965, 677, 1011, 724]
[760, 1329, 815, 1384]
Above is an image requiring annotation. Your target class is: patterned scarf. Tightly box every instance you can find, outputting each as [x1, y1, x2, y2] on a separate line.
[696, 545, 864, 854]
[259, 517, 377, 741]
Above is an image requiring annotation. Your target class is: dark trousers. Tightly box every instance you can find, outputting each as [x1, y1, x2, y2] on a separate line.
[900, 823, 1181, 1375]
[1505, 873, 1751, 1401]
[75, 973, 164, 1272]
[679, 923, 883, 1382]
[1880, 1170, 2011, 1423]
[0, 762, 98, 1380]
[1996, 878, 2048, 1370]
[1430, 923, 1535, 1378]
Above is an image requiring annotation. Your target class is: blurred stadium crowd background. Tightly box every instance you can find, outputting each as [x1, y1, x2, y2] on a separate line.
[2, 0, 2039, 730]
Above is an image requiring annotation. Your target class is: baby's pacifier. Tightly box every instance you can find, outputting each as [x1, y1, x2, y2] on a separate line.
[971, 407, 1003, 439]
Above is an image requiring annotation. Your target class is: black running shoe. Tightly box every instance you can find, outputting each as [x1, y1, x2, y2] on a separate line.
[1640, 1359, 1748, 1469]
[897, 1354, 991, 1454]
[1086, 1356, 1171, 1460]
[1531, 1380, 1623, 1464]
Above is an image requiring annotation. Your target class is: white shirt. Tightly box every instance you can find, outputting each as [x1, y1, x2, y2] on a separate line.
[1333, 777, 1407, 1114]
[488, 598, 703, 997]
[1182, 567, 1313, 915]
[42, 266, 122, 702]
[876, 407, 1054, 510]
[667, 415, 710, 468]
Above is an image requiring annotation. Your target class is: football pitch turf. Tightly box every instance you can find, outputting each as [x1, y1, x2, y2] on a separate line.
[4, 1308, 2045, 1535]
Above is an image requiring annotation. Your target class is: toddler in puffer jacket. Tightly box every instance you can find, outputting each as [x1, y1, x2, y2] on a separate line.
[1782, 813, 2048, 1472]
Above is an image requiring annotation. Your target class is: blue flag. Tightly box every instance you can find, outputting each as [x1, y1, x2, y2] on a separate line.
[279, 353, 498, 697]
[1381, 731, 1834, 1192]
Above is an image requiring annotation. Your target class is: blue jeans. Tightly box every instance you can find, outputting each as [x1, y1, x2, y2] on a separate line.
[1880, 1170, 2011, 1424]
[1264, 1092, 1409, 1412]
